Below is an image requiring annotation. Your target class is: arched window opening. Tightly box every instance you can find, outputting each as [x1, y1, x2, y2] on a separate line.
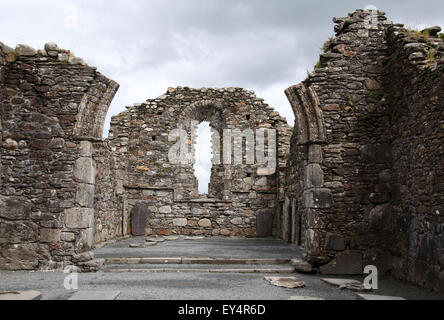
[194, 122, 212, 194]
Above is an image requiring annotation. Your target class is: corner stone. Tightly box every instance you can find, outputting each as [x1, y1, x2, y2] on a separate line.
[304, 188, 333, 209]
[64, 208, 94, 229]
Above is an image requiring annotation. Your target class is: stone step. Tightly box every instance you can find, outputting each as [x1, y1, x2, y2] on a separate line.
[291, 259, 313, 273]
[101, 263, 295, 274]
[103, 257, 292, 265]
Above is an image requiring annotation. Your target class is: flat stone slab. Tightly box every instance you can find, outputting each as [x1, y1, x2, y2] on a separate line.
[68, 290, 121, 300]
[146, 236, 165, 243]
[104, 257, 290, 265]
[0, 290, 41, 300]
[164, 235, 181, 241]
[104, 266, 295, 274]
[265, 276, 306, 289]
[289, 296, 325, 300]
[321, 278, 361, 287]
[356, 293, 406, 300]
[129, 242, 157, 248]
[182, 236, 205, 240]
[321, 278, 369, 292]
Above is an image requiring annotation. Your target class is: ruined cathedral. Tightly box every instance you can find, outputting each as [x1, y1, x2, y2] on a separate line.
[1, 9, 443, 293]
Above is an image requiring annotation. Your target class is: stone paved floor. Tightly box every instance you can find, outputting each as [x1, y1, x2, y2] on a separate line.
[0, 237, 443, 300]
[94, 236, 303, 259]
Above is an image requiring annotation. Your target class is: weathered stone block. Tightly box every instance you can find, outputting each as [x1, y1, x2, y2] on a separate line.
[74, 157, 95, 184]
[72, 251, 94, 263]
[173, 218, 187, 227]
[15, 44, 36, 56]
[64, 208, 94, 229]
[230, 217, 243, 225]
[0, 244, 50, 270]
[40, 228, 61, 243]
[75, 183, 95, 208]
[291, 259, 313, 273]
[198, 218, 212, 228]
[0, 220, 39, 244]
[360, 144, 391, 164]
[61, 232, 76, 242]
[75, 227, 94, 252]
[255, 177, 268, 186]
[257, 167, 275, 176]
[369, 204, 391, 232]
[363, 249, 393, 276]
[304, 164, 324, 188]
[303, 188, 333, 209]
[308, 144, 323, 163]
[159, 206, 172, 214]
[48, 138, 65, 149]
[0, 196, 32, 220]
[79, 141, 92, 157]
[325, 233, 345, 251]
[320, 250, 363, 275]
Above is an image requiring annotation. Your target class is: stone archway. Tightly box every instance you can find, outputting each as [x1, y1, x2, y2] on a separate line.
[285, 83, 332, 261]
[177, 100, 226, 199]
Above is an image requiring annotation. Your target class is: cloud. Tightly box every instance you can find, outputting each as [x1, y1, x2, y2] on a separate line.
[1, 0, 443, 139]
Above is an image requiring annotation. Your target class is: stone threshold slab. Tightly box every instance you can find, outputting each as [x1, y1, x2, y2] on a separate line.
[103, 267, 295, 274]
[104, 257, 292, 265]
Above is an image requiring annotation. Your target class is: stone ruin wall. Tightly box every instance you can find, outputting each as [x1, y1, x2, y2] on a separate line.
[385, 24, 444, 290]
[108, 87, 291, 238]
[284, 10, 443, 292]
[0, 41, 291, 271]
[0, 42, 119, 270]
[0, 8, 442, 293]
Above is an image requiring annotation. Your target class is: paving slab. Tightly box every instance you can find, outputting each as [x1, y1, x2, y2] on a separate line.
[321, 278, 369, 292]
[68, 290, 121, 300]
[265, 276, 305, 289]
[0, 290, 41, 300]
[356, 293, 406, 300]
[321, 278, 362, 287]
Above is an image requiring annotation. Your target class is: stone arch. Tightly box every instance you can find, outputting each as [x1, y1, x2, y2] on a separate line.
[177, 99, 227, 198]
[285, 83, 332, 261]
[178, 99, 225, 130]
[73, 74, 119, 139]
[285, 83, 326, 145]
[69, 75, 119, 259]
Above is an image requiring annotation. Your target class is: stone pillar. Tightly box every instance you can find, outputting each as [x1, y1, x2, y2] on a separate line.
[66, 141, 95, 254]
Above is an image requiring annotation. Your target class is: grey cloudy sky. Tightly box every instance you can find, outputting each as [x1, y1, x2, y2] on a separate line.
[1, 0, 443, 192]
